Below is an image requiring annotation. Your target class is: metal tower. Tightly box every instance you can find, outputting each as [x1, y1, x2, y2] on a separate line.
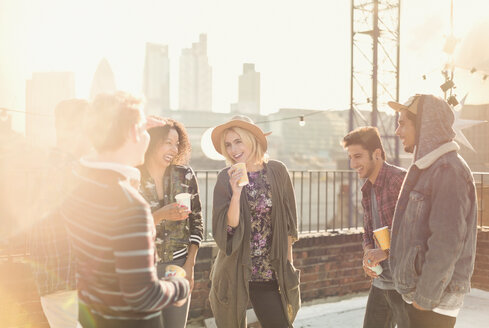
[349, 0, 401, 164]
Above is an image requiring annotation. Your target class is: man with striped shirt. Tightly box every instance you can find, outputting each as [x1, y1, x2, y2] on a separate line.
[61, 92, 189, 328]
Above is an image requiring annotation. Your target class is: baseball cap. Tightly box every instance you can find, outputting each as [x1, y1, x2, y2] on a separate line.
[388, 94, 421, 115]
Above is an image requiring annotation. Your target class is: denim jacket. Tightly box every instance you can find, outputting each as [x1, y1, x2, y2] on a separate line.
[390, 142, 477, 310]
[390, 95, 478, 311]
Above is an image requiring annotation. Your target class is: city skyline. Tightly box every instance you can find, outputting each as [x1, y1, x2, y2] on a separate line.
[231, 63, 260, 115]
[90, 58, 117, 100]
[143, 42, 171, 116]
[2, 0, 489, 134]
[179, 34, 212, 111]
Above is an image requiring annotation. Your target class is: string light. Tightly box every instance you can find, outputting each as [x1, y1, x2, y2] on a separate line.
[1, 108, 52, 117]
[1, 107, 337, 129]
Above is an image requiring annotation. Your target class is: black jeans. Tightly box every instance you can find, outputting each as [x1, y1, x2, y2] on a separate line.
[249, 280, 289, 328]
[363, 285, 410, 328]
[79, 302, 163, 328]
[407, 304, 456, 328]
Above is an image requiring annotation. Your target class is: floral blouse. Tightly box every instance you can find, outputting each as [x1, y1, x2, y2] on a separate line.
[139, 165, 203, 263]
[228, 167, 275, 281]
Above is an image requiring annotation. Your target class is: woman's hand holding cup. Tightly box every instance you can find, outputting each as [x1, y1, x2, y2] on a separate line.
[228, 164, 247, 195]
[153, 203, 190, 224]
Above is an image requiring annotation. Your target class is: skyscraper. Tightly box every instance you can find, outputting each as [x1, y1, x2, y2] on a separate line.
[231, 63, 260, 115]
[179, 34, 212, 111]
[143, 43, 170, 116]
[90, 58, 116, 100]
[26, 72, 75, 147]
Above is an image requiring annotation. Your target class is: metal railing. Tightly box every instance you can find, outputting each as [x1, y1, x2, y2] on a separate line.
[195, 170, 489, 241]
[195, 169, 365, 241]
[2, 170, 488, 260]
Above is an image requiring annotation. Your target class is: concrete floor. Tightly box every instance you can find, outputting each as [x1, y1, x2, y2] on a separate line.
[294, 288, 489, 328]
[193, 288, 489, 327]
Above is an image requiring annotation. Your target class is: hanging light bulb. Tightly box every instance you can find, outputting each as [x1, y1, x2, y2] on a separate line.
[299, 115, 305, 127]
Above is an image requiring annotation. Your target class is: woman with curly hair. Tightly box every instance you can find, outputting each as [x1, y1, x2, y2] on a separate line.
[138, 117, 203, 328]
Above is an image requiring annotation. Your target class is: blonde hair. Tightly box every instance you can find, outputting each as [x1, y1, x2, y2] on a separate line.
[85, 91, 144, 152]
[220, 127, 268, 166]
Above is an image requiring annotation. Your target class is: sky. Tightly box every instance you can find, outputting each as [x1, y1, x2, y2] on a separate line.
[1, 0, 489, 132]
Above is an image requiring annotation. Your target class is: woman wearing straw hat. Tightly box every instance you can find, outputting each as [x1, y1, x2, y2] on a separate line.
[209, 115, 301, 328]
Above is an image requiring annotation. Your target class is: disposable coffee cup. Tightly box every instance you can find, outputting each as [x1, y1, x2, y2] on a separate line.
[369, 264, 383, 275]
[175, 193, 191, 210]
[373, 226, 390, 250]
[165, 264, 186, 278]
[232, 163, 249, 187]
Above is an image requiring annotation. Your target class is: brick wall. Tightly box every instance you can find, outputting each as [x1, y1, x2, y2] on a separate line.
[2, 229, 489, 327]
[187, 230, 371, 323]
[292, 231, 371, 302]
[186, 229, 489, 323]
[471, 229, 489, 290]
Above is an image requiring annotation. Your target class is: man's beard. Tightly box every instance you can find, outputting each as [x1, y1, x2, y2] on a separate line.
[404, 144, 414, 153]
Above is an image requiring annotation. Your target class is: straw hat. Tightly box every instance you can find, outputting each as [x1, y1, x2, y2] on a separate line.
[211, 115, 271, 155]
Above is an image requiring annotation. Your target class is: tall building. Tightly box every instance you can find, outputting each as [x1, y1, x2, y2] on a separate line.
[231, 63, 260, 115]
[90, 58, 116, 100]
[179, 34, 212, 111]
[26, 72, 75, 147]
[143, 43, 170, 116]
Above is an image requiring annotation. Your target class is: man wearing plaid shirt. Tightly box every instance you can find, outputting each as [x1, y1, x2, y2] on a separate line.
[30, 99, 90, 328]
[343, 126, 408, 328]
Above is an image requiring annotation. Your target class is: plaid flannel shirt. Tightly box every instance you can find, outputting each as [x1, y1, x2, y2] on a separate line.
[29, 149, 77, 296]
[361, 162, 406, 249]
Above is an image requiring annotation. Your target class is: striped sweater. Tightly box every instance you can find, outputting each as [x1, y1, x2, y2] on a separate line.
[61, 164, 189, 320]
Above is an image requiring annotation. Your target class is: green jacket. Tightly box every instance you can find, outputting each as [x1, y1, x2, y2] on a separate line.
[139, 165, 203, 263]
[210, 160, 301, 328]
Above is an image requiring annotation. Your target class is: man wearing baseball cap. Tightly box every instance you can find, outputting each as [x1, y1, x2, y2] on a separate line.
[388, 94, 478, 328]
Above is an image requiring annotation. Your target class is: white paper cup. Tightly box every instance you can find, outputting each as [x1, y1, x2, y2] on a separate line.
[232, 162, 249, 186]
[175, 193, 191, 210]
[369, 264, 383, 275]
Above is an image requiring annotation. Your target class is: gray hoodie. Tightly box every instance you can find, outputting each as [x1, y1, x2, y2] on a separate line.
[413, 94, 456, 161]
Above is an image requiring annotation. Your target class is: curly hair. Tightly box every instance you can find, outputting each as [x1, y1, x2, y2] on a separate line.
[144, 116, 191, 165]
